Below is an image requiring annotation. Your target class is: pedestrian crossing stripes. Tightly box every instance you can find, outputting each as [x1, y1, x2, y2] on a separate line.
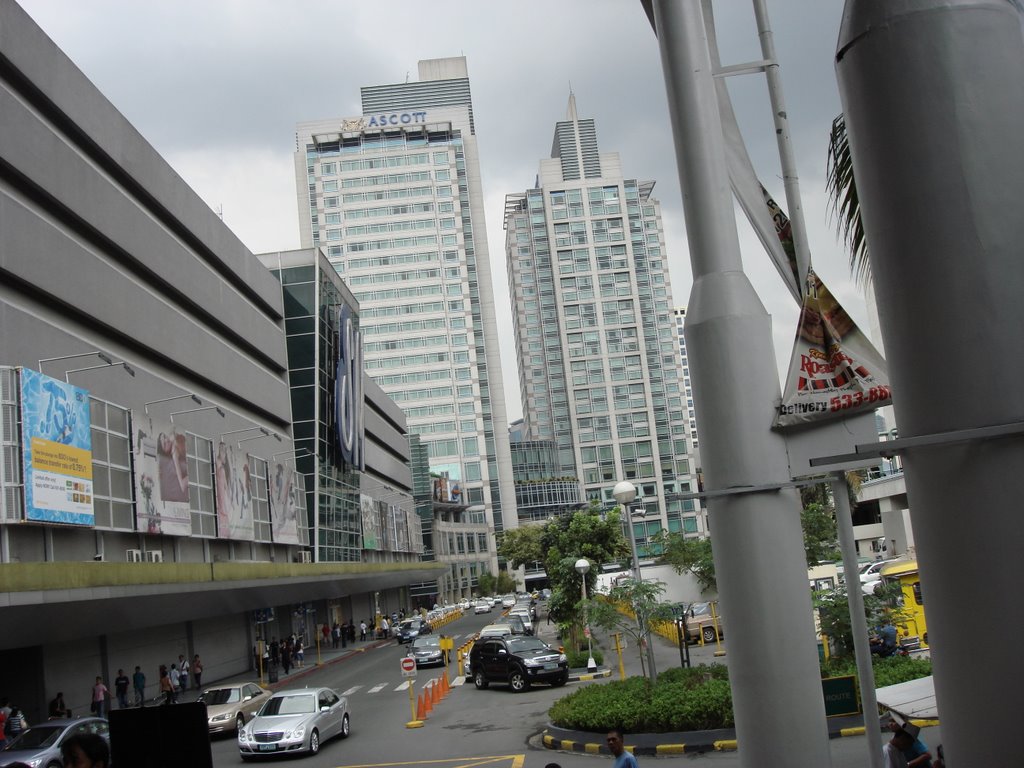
[344, 677, 457, 697]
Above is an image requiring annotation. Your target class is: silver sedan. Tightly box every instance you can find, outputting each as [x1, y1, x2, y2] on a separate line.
[238, 687, 350, 760]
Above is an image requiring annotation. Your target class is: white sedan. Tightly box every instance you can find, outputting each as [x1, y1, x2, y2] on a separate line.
[238, 687, 349, 760]
[473, 599, 492, 614]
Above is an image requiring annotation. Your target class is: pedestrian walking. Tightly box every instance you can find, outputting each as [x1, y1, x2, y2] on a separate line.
[159, 665, 175, 705]
[359, 620, 367, 642]
[322, 623, 331, 648]
[177, 655, 189, 692]
[132, 666, 146, 707]
[192, 655, 203, 690]
[332, 622, 341, 649]
[4, 706, 27, 741]
[91, 676, 110, 719]
[113, 669, 130, 709]
[606, 728, 638, 768]
[270, 638, 280, 666]
[281, 639, 292, 674]
[48, 691, 71, 718]
[169, 664, 180, 696]
[295, 637, 304, 668]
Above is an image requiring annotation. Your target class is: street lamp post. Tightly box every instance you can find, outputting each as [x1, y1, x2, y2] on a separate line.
[612, 480, 657, 682]
[574, 558, 597, 673]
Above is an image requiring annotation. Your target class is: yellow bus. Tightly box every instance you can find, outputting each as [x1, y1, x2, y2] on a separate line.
[880, 559, 929, 649]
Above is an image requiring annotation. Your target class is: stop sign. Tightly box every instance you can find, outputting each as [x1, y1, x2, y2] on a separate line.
[401, 656, 417, 676]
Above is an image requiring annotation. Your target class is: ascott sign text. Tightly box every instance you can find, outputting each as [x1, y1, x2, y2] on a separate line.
[366, 111, 428, 127]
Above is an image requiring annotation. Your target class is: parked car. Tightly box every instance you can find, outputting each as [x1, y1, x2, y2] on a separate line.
[473, 599, 492, 614]
[501, 594, 516, 609]
[237, 687, 349, 760]
[679, 601, 724, 643]
[0, 717, 109, 768]
[458, 598, 471, 610]
[491, 614, 528, 635]
[476, 623, 515, 640]
[508, 607, 534, 634]
[409, 635, 448, 667]
[469, 635, 569, 692]
[859, 559, 898, 584]
[397, 617, 430, 644]
[199, 681, 274, 734]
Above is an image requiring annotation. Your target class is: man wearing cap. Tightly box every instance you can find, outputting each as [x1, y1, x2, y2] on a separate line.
[884, 715, 932, 768]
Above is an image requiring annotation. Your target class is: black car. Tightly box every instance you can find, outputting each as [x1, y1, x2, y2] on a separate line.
[409, 635, 448, 667]
[469, 635, 568, 692]
[397, 617, 431, 644]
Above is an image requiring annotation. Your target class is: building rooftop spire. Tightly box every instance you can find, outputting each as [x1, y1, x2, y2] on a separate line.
[566, 91, 578, 122]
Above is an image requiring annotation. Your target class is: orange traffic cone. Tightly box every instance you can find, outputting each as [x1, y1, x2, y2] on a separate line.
[416, 690, 428, 720]
[431, 680, 440, 706]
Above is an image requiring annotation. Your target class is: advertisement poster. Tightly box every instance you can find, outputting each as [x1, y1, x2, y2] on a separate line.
[214, 441, 254, 540]
[132, 411, 192, 536]
[360, 494, 380, 551]
[20, 368, 93, 525]
[269, 462, 304, 545]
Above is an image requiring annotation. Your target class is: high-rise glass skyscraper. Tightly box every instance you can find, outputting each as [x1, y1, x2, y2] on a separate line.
[295, 58, 517, 572]
[504, 96, 704, 549]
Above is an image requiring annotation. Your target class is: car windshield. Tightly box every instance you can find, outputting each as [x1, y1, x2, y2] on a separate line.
[400, 620, 420, 630]
[688, 602, 712, 617]
[260, 693, 316, 716]
[200, 688, 241, 705]
[413, 636, 440, 648]
[506, 637, 550, 653]
[7, 725, 63, 749]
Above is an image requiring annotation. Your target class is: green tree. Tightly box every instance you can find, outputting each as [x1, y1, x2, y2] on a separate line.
[588, 578, 677, 679]
[802, 502, 840, 567]
[653, 533, 717, 592]
[497, 503, 628, 654]
[826, 113, 869, 284]
[476, 571, 496, 597]
[495, 570, 517, 594]
[814, 581, 907, 659]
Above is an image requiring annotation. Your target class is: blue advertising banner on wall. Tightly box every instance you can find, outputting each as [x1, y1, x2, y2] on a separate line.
[19, 368, 94, 525]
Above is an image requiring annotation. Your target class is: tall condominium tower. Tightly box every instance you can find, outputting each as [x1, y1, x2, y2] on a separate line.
[504, 96, 704, 549]
[295, 57, 517, 572]
[672, 307, 700, 449]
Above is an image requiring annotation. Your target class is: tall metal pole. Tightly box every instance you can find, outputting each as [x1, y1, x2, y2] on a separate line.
[625, 505, 657, 683]
[836, 2, 1024, 764]
[831, 474, 883, 768]
[649, 2, 831, 765]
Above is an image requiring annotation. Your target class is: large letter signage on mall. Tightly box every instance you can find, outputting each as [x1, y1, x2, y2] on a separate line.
[335, 304, 365, 470]
[19, 367, 94, 525]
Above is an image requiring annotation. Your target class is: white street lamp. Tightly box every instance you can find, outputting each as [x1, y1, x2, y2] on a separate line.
[612, 480, 657, 682]
[574, 557, 597, 673]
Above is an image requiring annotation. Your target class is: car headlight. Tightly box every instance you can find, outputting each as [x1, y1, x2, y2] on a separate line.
[24, 759, 44, 768]
[238, 728, 250, 743]
[284, 725, 306, 740]
[210, 712, 232, 722]
[522, 657, 543, 667]
[559, 653, 568, 663]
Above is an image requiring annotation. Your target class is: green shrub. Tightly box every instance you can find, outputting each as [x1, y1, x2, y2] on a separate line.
[820, 655, 932, 687]
[565, 648, 604, 668]
[548, 664, 732, 733]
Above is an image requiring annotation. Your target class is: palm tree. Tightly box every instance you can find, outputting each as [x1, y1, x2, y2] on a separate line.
[826, 114, 870, 285]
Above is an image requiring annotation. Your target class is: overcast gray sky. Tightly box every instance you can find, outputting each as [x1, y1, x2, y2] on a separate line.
[19, 0, 868, 422]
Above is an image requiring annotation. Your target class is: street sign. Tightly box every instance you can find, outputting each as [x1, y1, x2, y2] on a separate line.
[401, 655, 417, 677]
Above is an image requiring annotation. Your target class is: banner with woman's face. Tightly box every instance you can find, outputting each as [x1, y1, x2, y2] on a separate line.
[132, 412, 191, 536]
[269, 462, 304, 545]
[214, 441, 253, 540]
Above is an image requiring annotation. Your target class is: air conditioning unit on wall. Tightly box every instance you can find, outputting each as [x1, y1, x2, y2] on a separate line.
[125, 549, 142, 562]
[144, 550, 163, 563]
[297, 551, 312, 564]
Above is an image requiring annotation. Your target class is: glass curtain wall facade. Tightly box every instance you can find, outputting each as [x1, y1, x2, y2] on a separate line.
[504, 96, 704, 553]
[673, 307, 700, 449]
[295, 58, 516, 572]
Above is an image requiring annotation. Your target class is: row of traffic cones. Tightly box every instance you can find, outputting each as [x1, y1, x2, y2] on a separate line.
[414, 673, 451, 721]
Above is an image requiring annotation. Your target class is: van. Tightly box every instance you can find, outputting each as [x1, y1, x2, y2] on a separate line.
[880, 559, 929, 649]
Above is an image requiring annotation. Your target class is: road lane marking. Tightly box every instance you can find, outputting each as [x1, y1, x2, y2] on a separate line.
[341, 686, 362, 696]
[368, 682, 388, 693]
[396, 680, 412, 691]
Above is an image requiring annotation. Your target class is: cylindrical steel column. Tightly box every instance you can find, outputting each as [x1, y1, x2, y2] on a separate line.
[651, 2, 831, 765]
[836, 2, 1024, 764]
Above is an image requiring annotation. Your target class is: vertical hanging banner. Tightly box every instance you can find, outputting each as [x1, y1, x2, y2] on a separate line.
[214, 441, 254, 540]
[19, 368, 93, 525]
[269, 462, 303, 545]
[132, 411, 192, 535]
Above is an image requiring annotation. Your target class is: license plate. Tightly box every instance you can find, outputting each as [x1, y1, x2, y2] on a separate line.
[258, 744, 278, 752]
[543, 663, 558, 670]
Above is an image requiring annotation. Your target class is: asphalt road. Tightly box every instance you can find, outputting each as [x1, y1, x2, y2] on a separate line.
[201, 606, 942, 768]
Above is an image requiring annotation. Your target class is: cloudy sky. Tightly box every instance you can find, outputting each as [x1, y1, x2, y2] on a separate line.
[18, 0, 870, 422]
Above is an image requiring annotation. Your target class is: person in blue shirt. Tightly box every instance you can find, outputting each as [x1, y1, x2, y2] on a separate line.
[606, 727, 638, 768]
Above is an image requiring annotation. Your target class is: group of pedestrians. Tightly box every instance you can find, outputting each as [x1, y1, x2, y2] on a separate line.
[156, 654, 203, 705]
[0, 698, 28, 749]
[322, 620, 355, 648]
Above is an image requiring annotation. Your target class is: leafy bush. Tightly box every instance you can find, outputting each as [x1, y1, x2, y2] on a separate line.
[821, 654, 932, 688]
[548, 664, 732, 732]
[565, 648, 604, 668]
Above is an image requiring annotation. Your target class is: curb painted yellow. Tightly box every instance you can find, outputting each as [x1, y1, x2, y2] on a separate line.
[655, 744, 687, 755]
[714, 740, 738, 751]
[583, 743, 601, 754]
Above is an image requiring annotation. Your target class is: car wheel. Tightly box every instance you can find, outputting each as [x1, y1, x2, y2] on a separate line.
[340, 713, 350, 739]
[235, 713, 245, 731]
[509, 667, 529, 693]
[702, 626, 717, 643]
[309, 728, 320, 755]
[473, 669, 489, 689]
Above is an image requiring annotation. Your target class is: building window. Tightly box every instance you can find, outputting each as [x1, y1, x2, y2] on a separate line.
[90, 399, 133, 531]
[187, 434, 216, 537]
